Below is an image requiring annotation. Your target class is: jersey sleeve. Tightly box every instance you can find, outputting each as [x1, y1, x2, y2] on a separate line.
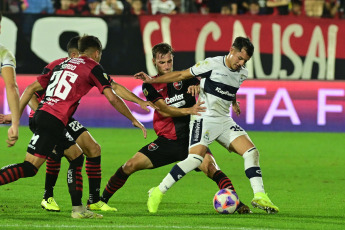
[37, 72, 52, 90]
[0, 47, 16, 69]
[90, 64, 112, 93]
[142, 83, 163, 103]
[189, 58, 213, 78]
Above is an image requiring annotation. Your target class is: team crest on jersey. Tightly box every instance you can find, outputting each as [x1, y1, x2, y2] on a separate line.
[239, 74, 246, 83]
[173, 81, 183, 90]
[204, 130, 210, 141]
[148, 143, 158, 151]
[143, 88, 149, 96]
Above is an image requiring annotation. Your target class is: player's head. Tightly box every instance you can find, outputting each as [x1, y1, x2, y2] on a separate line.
[227, 37, 254, 71]
[78, 35, 102, 63]
[152, 43, 174, 75]
[67, 36, 80, 58]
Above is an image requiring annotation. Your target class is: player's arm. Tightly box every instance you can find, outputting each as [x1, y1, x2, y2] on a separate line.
[134, 69, 194, 84]
[28, 94, 39, 111]
[154, 99, 205, 118]
[111, 81, 158, 112]
[103, 87, 147, 138]
[2, 66, 20, 147]
[19, 81, 44, 117]
[232, 95, 241, 116]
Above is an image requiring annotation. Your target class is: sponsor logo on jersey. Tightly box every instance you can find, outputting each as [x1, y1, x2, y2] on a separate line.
[173, 81, 183, 90]
[215, 87, 235, 97]
[148, 142, 158, 151]
[143, 88, 149, 96]
[165, 94, 184, 104]
[61, 63, 77, 71]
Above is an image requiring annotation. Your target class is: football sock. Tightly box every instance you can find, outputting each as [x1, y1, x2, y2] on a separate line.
[0, 161, 38, 185]
[85, 156, 102, 204]
[67, 154, 84, 206]
[212, 170, 235, 191]
[242, 147, 265, 194]
[43, 156, 61, 199]
[102, 166, 129, 203]
[159, 154, 203, 194]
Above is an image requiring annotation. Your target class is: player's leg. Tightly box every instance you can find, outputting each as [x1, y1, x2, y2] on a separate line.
[101, 151, 153, 204]
[41, 150, 63, 212]
[66, 119, 108, 210]
[64, 143, 103, 219]
[198, 152, 252, 214]
[147, 119, 216, 213]
[0, 153, 43, 185]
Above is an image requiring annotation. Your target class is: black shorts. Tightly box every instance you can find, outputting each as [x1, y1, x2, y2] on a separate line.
[65, 117, 88, 141]
[139, 136, 213, 169]
[27, 110, 75, 159]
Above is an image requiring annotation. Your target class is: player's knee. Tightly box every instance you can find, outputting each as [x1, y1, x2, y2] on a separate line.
[84, 142, 101, 158]
[23, 161, 38, 177]
[122, 160, 140, 175]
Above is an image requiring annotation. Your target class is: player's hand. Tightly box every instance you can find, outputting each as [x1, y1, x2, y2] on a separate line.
[134, 72, 153, 83]
[132, 120, 147, 139]
[187, 85, 200, 97]
[190, 100, 206, 115]
[0, 113, 12, 124]
[138, 100, 159, 112]
[232, 101, 241, 116]
[7, 125, 18, 147]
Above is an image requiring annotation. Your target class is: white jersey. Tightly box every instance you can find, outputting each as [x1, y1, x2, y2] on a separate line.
[0, 43, 16, 72]
[190, 55, 248, 119]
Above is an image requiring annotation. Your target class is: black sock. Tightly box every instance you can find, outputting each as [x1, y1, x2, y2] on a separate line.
[44, 156, 61, 199]
[0, 161, 38, 185]
[102, 166, 129, 203]
[85, 156, 101, 204]
[67, 154, 84, 206]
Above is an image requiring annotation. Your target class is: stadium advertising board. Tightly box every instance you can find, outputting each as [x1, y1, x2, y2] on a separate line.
[1, 76, 344, 132]
[1, 14, 345, 79]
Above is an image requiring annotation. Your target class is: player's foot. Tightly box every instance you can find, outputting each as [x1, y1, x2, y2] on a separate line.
[71, 206, 103, 219]
[147, 187, 163, 213]
[251, 192, 279, 214]
[41, 197, 60, 212]
[87, 200, 117, 212]
[236, 201, 253, 214]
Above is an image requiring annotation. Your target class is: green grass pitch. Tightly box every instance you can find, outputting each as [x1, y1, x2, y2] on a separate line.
[0, 127, 344, 229]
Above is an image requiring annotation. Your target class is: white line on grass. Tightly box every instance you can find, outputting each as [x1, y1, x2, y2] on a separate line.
[0, 224, 274, 230]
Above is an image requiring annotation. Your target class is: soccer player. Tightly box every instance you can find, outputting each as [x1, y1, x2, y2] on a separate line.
[0, 35, 146, 219]
[100, 43, 251, 214]
[0, 13, 20, 147]
[135, 37, 279, 214]
[0, 36, 156, 212]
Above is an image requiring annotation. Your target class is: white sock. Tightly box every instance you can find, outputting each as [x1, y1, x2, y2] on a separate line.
[243, 148, 265, 194]
[159, 154, 204, 193]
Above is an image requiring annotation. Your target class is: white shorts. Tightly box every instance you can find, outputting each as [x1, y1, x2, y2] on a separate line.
[189, 117, 247, 150]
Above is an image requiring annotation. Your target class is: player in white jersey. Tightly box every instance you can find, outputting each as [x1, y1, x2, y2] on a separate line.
[0, 13, 20, 147]
[135, 37, 279, 214]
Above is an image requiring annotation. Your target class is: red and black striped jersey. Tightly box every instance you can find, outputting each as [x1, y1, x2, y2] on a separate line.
[37, 56, 112, 125]
[142, 76, 199, 140]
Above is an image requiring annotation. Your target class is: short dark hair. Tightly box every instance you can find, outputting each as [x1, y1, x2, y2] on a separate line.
[78, 35, 102, 53]
[232, 37, 254, 57]
[152, 43, 174, 59]
[67, 36, 80, 51]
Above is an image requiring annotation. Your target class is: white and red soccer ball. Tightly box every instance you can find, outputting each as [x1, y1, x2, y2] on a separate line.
[213, 188, 239, 214]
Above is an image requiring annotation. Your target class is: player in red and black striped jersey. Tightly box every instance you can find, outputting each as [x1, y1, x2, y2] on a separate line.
[0, 35, 147, 218]
[100, 43, 251, 214]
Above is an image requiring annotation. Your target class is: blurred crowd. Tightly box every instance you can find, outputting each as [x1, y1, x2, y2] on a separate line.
[1, 0, 345, 19]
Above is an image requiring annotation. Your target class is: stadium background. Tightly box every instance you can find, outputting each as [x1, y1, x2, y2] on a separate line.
[0, 14, 344, 132]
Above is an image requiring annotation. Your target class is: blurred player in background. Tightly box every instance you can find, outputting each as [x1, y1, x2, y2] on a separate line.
[0, 12, 20, 147]
[0, 35, 146, 218]
[100, 43, 251, 214]
[0, 36, 156, 213]
[135, 37, 279, 214]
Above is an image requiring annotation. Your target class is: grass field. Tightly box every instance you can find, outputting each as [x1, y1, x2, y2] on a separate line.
[0, 127, 344, 229]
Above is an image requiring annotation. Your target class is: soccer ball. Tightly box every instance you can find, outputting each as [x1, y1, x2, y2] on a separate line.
[213, 188, 239, 214]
